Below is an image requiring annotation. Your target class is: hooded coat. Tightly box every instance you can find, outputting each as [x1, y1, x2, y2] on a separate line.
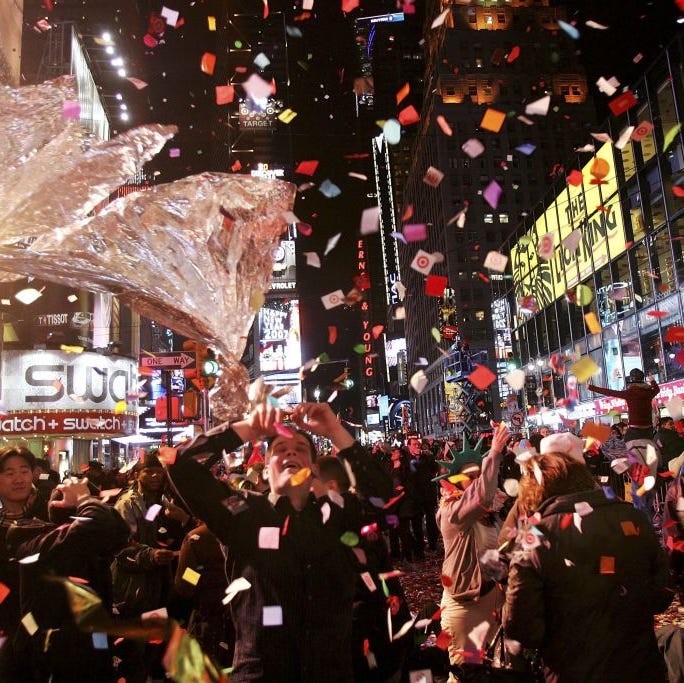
[503, 489, 672, 682]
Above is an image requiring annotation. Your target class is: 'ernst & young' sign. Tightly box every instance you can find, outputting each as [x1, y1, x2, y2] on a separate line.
[2, 350, 137, 411]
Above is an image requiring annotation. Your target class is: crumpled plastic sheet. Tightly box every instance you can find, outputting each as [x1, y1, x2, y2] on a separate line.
[0, 77, 296, 421]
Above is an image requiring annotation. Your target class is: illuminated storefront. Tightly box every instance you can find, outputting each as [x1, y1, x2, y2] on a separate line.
[0, 350, 138, 475]
[493, 36, 684, 425]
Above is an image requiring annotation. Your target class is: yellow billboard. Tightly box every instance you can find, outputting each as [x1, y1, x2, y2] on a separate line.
[510, 142, 625, 310]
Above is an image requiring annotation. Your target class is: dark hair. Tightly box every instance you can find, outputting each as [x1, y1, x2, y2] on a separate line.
[134, 450, 163, 473]
[660, 417, 674, 427]
[0, 446, 36, 472]
[265, 429, 318, 462]
[518, 451, 598, 515]
[317, 456, 350, 492]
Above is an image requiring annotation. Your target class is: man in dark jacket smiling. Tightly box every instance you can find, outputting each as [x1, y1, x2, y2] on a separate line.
[166, 401, 393, 682]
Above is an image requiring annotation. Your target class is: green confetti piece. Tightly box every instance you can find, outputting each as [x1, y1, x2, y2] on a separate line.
[381, 578, 390, 598]
[575, 284, 593, 306]
[431, 327, 441, 343]
[316, 352, 330, 364]
[664, 124, 682, 153]
[340, 531, 359, 547]
[353, 344, 366, 354]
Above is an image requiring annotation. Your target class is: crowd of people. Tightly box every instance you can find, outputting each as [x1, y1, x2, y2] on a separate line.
[1, 395, 684, 682]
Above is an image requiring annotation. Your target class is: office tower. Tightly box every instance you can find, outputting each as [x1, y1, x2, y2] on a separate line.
[399, 0, 596, 436]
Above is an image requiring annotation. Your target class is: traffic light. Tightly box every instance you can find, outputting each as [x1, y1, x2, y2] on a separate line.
[182, 340, 200, 380]
[200, 347, 219, 389]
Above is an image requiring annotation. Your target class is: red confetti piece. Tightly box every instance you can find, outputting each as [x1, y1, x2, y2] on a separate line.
[0, 582, 9, 604]
[507, 45, 520, 63]
[467, 364, 496, 390]
[560, 513, 573, 530]
[328, 326, 338, 344]
[608, 90, 638, 116]
[396, 82, 410, 105]
[341, 0, 359, 12]
[477, 272, 490, 283]
[296, 222, 313, 236]
[372, 325, 384, 339]
[567, 169, 583, 186]
[430, 606, 443, 621]
[673, 186, 684, 197]
[435, 629, 451, 650]
[402, 204, 413, 222]
[647, 310, 668, 318]
[665, 327, 684, 342]
[274, 422, 294, 438]
[67, 576, 90, 585]
[398, 105, 420, 126]
[425, 275, 448, 297]
[215, 85, 235, 105]
[295, 160, 319, 176]
[200, 52, 216, 75]
[282, 515, 290, 536]
[440, 574, 453, 587]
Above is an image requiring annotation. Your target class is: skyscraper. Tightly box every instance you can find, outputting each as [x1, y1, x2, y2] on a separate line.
[399, 0, 596, 437]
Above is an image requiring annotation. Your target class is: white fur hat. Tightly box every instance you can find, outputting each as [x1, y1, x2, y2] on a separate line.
[539, 432, 585, 463]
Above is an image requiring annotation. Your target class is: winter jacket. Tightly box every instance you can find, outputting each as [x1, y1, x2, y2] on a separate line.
[503, 488, 672, 682]
[2, 499, 129, 683]
[587, 381, 659, 428]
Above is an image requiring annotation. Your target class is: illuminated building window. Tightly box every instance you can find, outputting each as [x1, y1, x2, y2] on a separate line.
[485, 14, 493, 25]
[500, 213, 509, 223]
[484, 214, 494, 223]
[475, 310, 486, 321]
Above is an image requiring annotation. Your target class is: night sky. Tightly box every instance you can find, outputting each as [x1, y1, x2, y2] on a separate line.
[19, 0, 684, 369]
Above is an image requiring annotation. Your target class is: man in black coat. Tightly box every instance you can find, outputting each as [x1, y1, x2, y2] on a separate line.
[165, 401, 393, 682]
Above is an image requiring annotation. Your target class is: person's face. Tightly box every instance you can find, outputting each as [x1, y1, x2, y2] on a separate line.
[663, 420, 675, 431]
[539, 427, 550, 437]
[407, 438, 421, 456]
[0, 456, 34, 508]
[136, 466, 165, 494]
[86, 467, 104, 481]
[267, 434, 314, 494]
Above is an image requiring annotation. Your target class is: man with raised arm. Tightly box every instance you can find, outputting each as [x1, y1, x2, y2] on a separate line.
[165, 401, 393, 682]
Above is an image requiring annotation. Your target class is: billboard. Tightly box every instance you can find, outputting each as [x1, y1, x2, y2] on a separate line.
[510, 143, 626, 311]
[258, 299, 301, 372]
[2, 350, 137, 411]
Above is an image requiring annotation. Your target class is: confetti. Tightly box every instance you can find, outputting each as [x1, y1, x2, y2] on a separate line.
[461, 138, 485, 158]
[262, 605, 283, 626]
[411, 250, 436, 275]
[273, 422, 294, 438]
[258, 527, 281, 549]
[410, 370, 428, 394]
[557, 19, 580, 39]
[425, 275, 448, 297]
[483, 251, 508, 272]
[431, 8, 450, 28]
[290, 467, 311, 487]
[423, 167, 444, 187]
[360, 206, 380, 235]
[482, 180, 503, 209]
[383, 119, 401, 145]
[608, 91, 638, 117]
[319, 179, 342, 198]
[145, 503, 162, 522]
[468, 364, 496, 390]
[569, 356, 600, 383]
[321, 290, 345, 309]
[398, 105, 420, 126]
[404, 223, 428, 242]
[0, 582, 10, 604]
[396, 82, 410, 105]
[21, 612, 38, 635]
[304, 252, 321, 268]
[567, 169, 583, 186]
[436, 115, 453, 136]
[525, 95, 550, 116]
[340, 531, 360, 546]
[480, 108, 506, 133]
[324, 233, 341, 255]
[200, 52, 216, 75]
[505, 369, 526, 391]
[181, 567, 201, 586]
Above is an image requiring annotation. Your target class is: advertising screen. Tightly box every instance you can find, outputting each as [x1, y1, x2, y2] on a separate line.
[510, 143, 626, 311]
[258, 299, 301, 372]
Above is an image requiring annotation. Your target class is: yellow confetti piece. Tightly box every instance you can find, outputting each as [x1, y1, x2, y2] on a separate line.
[21, 612, 38, 635]
[447, 474, 470, 485]
[60, 344, 84, 354]
[569, 356, 600, 383]
[584, 311, 601, 334]
[182, 567, 201, 586]
[431, 327, 441, 343]
[575, 284, 594, 306]
[289, 467, 311, 487]
[278, 108, 297, 124]
[207, 15, 216, 31]
[114, 400, 127, 415]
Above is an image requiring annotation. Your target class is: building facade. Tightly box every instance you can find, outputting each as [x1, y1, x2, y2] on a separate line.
[398, 0, 596, 437]
[493, 34, 684, 430]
